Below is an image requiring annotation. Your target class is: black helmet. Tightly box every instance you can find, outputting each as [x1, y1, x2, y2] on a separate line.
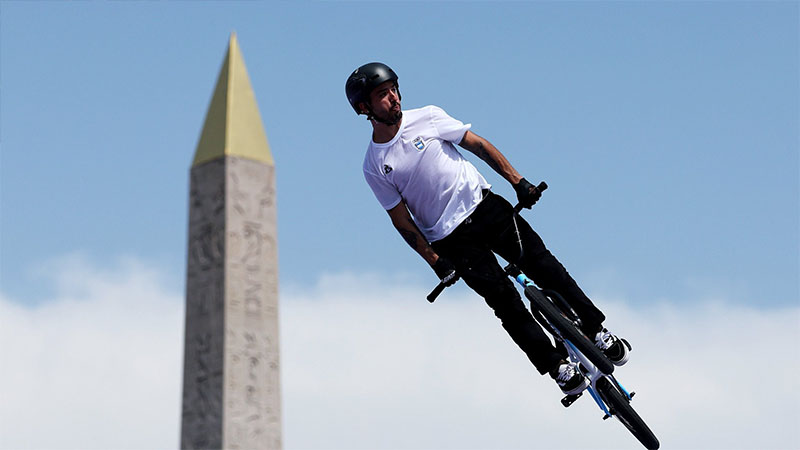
[345, 62, 400, 115]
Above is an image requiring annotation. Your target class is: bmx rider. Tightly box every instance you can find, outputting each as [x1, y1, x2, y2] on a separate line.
[346, 62, 630, 395]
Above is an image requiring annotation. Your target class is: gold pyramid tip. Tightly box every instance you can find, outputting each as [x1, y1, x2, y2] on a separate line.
[193, 33, 273, 167]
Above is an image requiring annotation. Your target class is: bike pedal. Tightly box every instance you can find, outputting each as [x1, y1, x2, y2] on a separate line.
[561, 392, 582, 408]
[630, 391, 636, 399]
[602, 414, 611, 420]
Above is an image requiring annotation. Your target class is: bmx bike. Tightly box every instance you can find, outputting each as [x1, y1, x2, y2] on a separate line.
[427, 182, 660, 449]
[505, 263, 660, 449]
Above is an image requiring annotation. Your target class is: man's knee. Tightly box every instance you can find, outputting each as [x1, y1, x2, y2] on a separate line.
[522, 250, 571, 287]
[484, 285, 531, 323]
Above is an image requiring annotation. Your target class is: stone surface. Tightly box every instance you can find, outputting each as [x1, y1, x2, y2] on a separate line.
[182, 159, 226, 449]
[223, 156, 280, 449]
[181, 157, 281, 449]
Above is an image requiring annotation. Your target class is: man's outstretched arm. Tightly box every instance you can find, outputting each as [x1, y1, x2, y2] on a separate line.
[386, 201, 439, 266]
[459, 130, 542, 208]
[386, 202, 459, 285]
[458, 130, 522, 184]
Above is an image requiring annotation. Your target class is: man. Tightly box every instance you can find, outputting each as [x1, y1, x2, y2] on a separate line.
[346, 62, 630, 395]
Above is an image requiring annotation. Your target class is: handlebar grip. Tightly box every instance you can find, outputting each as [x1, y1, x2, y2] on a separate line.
[513, 181, 548, 213]
[427, 282, 446, 303]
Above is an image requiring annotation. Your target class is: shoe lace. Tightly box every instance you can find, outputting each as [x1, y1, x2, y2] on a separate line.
[557, 364, 577, 382]
[595, 329, 615, 351]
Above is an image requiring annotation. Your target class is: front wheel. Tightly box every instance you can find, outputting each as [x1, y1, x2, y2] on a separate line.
[524, 286, 615, 375]
[596, 377, 660, 449]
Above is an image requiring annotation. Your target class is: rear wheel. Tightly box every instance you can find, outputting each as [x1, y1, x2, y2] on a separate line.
[524, 286, 615, 375]
[597, 377, 660, 449]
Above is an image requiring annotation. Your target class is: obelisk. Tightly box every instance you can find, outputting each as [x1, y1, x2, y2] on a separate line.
[181, 33, 281, 450]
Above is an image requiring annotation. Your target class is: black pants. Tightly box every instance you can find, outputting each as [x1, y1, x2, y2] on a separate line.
[431, 191, 606, 375]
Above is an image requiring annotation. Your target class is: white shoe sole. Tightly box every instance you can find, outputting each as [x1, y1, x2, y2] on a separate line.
[560, 376, 590, 395]
[611, 339, 632, 366]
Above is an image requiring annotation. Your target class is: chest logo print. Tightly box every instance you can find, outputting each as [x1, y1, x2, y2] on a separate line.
[412, 136, 425, 151]
[383, 164, 393, 174]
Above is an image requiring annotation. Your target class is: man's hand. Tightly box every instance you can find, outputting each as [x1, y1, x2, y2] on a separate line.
[513, 177, 542, 209]
[432, 257, 459, 286]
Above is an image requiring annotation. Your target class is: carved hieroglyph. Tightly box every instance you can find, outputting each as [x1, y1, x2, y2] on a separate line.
[183, 159, 226, 449]
[182, 157, 281, 449]
[181, 33, 281, 450]
[224, 156, 280, 449]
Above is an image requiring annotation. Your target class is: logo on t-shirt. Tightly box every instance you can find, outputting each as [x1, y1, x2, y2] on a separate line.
[383, 164, 393, 175]
[412, 136, 425, 151]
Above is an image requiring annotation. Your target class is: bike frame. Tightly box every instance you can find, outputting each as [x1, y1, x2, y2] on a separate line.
[511, 270, 634, 419]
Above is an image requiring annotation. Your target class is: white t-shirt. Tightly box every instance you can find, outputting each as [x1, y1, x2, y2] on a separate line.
[363, 105, 491, 242]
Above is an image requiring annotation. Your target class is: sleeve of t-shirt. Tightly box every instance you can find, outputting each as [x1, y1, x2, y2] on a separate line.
[429, 105, 472, 144]
[364, 167, 403, 211]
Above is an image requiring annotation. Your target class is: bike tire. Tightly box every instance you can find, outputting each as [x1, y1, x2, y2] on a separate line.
[524, 286, 615, 375]
[596, 377, 660, 450]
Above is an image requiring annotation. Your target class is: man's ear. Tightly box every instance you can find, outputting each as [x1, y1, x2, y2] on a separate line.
[357, 101, 369, 115]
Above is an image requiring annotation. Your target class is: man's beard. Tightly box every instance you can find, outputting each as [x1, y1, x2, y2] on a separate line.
[373, 103, 402, 125]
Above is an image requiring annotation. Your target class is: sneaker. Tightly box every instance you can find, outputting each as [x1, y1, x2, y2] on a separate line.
[550, 362, 589, 395]
[594, 328, 631, 366]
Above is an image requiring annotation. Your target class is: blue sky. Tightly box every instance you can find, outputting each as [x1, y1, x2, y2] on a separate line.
[1, 1, 797, 308]
[0, 2, 798, 448]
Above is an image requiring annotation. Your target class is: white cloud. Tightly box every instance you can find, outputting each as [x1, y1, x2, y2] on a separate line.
[0, 254, 184, 450]
[1, 261, 798, 450]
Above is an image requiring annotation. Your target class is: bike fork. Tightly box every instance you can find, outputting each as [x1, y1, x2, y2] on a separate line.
[562, 336, 636, 419]
[590, 375, 636, 420]
[587, 385, 612, 419]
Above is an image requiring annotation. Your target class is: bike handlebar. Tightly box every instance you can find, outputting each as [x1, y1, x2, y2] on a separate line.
[426, 280, 447, 303]
[426, 181, 548, 303]
[513, 181, 548, 213]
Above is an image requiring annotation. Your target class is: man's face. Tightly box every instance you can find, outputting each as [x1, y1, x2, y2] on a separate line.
[364, 80, 401, 124]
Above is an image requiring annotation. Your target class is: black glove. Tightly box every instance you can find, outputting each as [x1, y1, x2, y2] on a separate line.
[432, 257, 459, 287]
[513, 177, 542, 209]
